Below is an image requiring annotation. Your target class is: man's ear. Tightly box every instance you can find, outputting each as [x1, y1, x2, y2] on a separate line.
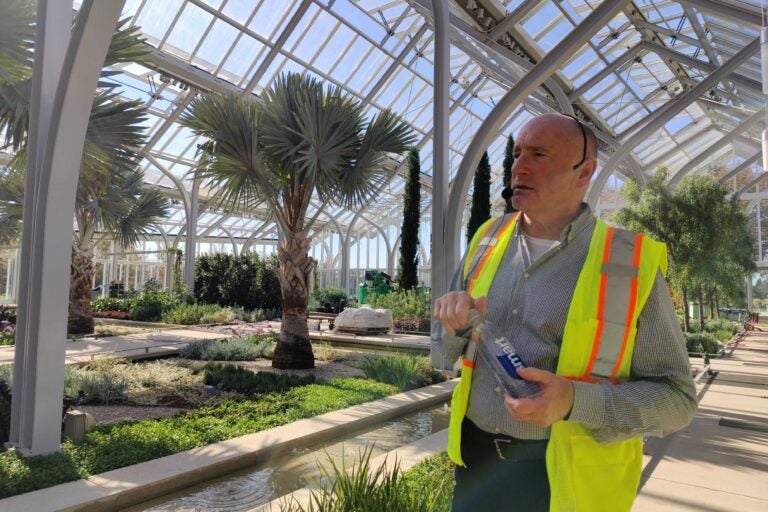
[577, 158, 597, 185]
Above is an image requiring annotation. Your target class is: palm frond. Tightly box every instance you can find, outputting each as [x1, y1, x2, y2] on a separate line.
[0, 79, 31, 151]
[103, 17, 150, 69]
[180, 93, 277, 213]
[0, 166, 25, 245]
[326, 109, 415, 209]
[0, 0, 35, 84]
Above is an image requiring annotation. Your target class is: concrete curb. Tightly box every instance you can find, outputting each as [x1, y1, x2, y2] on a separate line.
[0, 380, 457, 512]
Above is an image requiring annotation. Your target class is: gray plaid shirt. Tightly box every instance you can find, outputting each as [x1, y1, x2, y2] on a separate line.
[432, 205, 697, 442]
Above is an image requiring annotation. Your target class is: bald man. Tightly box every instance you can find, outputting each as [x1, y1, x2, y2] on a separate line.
[433, 114, 696, 512]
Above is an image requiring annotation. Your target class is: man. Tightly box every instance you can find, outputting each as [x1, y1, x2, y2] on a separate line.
[433, 113, 696, 512]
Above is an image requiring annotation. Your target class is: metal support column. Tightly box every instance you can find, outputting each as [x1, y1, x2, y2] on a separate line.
[183, 179, 200, 293]
[9, 0, 124, 456]
[430, 0, 450, 328]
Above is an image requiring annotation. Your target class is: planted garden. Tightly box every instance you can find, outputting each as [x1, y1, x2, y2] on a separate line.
[0, 333, 445, 499]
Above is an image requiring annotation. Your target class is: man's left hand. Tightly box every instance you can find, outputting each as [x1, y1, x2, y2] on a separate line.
[503, 367, 574, 427]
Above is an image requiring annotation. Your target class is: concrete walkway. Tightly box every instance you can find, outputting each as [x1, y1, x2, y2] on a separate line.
[634, 325, 768, 511]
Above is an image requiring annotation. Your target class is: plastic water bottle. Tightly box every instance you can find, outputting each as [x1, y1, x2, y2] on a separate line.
[467, 310, 540, 398]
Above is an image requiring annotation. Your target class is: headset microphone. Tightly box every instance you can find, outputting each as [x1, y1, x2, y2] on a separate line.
[501, 187, 514, 200]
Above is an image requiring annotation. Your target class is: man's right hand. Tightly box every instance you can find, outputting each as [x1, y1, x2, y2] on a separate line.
[433, 292, 487, 335]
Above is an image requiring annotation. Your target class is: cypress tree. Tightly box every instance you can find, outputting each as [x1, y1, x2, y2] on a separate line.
[502, 134, 516, 214]
[398, 149, 421, 290]
[467, 150, 492, 244]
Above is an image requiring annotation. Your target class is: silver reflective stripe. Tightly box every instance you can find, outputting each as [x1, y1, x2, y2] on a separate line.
[465, 338, 478, 363]
[591, 229, 639, 380]
[464, 217, 505, 288]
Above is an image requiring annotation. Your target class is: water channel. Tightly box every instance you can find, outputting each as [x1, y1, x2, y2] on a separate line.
[125, 403, 450, 511]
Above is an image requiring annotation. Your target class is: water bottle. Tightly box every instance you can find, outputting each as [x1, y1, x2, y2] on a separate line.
[467, 310, 540, 398]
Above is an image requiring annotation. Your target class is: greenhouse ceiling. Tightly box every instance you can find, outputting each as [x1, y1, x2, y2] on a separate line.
[73, 0, 765, 248]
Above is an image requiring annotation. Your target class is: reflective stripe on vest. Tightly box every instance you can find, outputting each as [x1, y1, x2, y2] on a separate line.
[445, 216, 667, 512]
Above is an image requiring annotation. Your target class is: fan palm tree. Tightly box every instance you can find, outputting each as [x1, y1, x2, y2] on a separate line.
[0, 3, 170, 333]
[181, 73, 415, 369]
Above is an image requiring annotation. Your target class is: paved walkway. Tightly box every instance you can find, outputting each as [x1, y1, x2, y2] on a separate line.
[634, 324, 768, 511]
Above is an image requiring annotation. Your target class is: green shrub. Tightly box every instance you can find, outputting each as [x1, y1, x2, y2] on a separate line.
[400, 452, 455, 512]
[360, 355, 445, 391]
[199, 307, 237, 324]
[311, 287, 348, 311]
[280, 446, 448, 512]
[129, 303, 164, 322]
[367, 289, 431, 320]
[195, 252, 282, 311]
[179, 335, 277, 361]
[91, 296, 132, 312]
[684, 332, 724, 355]
[703, 318, 739, 336]
[71, 373, 128, 405]
[162, 303, 222, 325]
[203, 363, 315, 394]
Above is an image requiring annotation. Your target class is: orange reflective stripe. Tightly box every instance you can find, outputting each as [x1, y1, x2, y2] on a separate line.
[611, 233, 644, 379]
[462, 358, 475, 369]
[583, 227, 614, 379]
[467, 214, 518, 294]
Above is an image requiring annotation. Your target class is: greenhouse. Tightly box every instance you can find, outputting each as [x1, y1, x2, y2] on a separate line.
[0, 0, 767, 510]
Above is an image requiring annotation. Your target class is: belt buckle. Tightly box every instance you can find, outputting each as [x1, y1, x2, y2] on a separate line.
[493, 438, 513, 460]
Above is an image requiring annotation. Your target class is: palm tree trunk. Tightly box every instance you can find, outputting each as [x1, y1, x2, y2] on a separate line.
[272, 230, 315, 369]
[68, 244, 95, 334]
[682, 285, 690, 332]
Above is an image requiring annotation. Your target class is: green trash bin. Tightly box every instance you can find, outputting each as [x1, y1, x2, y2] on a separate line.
[357, 282, 368, 304]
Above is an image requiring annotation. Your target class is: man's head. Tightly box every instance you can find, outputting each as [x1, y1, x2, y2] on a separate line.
[510, 114, 598, 228]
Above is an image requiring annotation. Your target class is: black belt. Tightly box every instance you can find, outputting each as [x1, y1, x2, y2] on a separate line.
[463, 419, 548, 462]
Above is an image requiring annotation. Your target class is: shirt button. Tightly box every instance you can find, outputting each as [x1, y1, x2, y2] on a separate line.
[495, 386, 501, 394]
[523, 272, 529, 278]
[512, 309, 518, 316]
[494, 427, 501, 433]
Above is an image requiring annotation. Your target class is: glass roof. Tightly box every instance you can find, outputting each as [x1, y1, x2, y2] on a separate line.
[69, 0, 767, 263]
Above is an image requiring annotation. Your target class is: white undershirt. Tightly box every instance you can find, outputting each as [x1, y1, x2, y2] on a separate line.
[521, 233, 560, 266]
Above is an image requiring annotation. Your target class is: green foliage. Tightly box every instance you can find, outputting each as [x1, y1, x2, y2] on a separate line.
[466, 150, 492, 245]
[367, 289, 431, 320]
[195, 252, 282, 311]
[684, 332, 724, 355]
[203, 363, 316, 394]
[502, 134, 515, 214]
[161, 303, 225, 325]
[311, 287, 348, 311]
[400, 452, 455, 512]
[179, 335, 277, 361]
[0, 378, 397, 498]
[91, 296, 132, 312]
[615, 169, 756, 330]
[281, 446, 449, 512]
[398, 148, 421, 290]
[359, 354, 445, 391]
[703, 318, 739, 336]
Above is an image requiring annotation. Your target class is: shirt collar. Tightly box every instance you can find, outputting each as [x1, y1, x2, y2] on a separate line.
[559, 203, 595, 244]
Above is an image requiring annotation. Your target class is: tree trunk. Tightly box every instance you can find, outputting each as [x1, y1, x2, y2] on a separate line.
[708, 287, 715, 319]
[714, 291, 721, 318]
[682, 285, 690, 332]
[697, 284, 705, 331]
[68, 245, 95, 334]
[272, 230, 315, 369]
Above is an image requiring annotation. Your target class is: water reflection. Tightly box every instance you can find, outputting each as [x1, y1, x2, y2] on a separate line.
[130, 405, 449, 512]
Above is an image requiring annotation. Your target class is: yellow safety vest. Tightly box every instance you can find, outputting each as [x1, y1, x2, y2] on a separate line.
[446, 213, 668, 512]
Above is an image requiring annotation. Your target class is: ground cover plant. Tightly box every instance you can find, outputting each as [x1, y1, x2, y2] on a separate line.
[366, 289, 431, 333]
[357, 354, 445, 392]
[0, 376, 398, 498]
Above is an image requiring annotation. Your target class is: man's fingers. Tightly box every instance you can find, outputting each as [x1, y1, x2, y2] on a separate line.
[474, 296, 488, 316]
[516, 366, 551, 384]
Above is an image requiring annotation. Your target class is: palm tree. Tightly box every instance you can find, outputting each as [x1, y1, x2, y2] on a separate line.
[181, 73, 415, 369]
[0, 4, 170, 333]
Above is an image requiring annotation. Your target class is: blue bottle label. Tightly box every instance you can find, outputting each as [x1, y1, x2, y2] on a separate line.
[492, 336, 526, 380]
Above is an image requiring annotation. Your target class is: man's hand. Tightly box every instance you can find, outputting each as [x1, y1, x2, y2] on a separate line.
[433, 292, 487, 335]
[503, 367, 574, 427]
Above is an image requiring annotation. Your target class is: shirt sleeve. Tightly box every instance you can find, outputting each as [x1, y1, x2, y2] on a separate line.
[430, 256, 471, 371]
[566, 271, 698, 442]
